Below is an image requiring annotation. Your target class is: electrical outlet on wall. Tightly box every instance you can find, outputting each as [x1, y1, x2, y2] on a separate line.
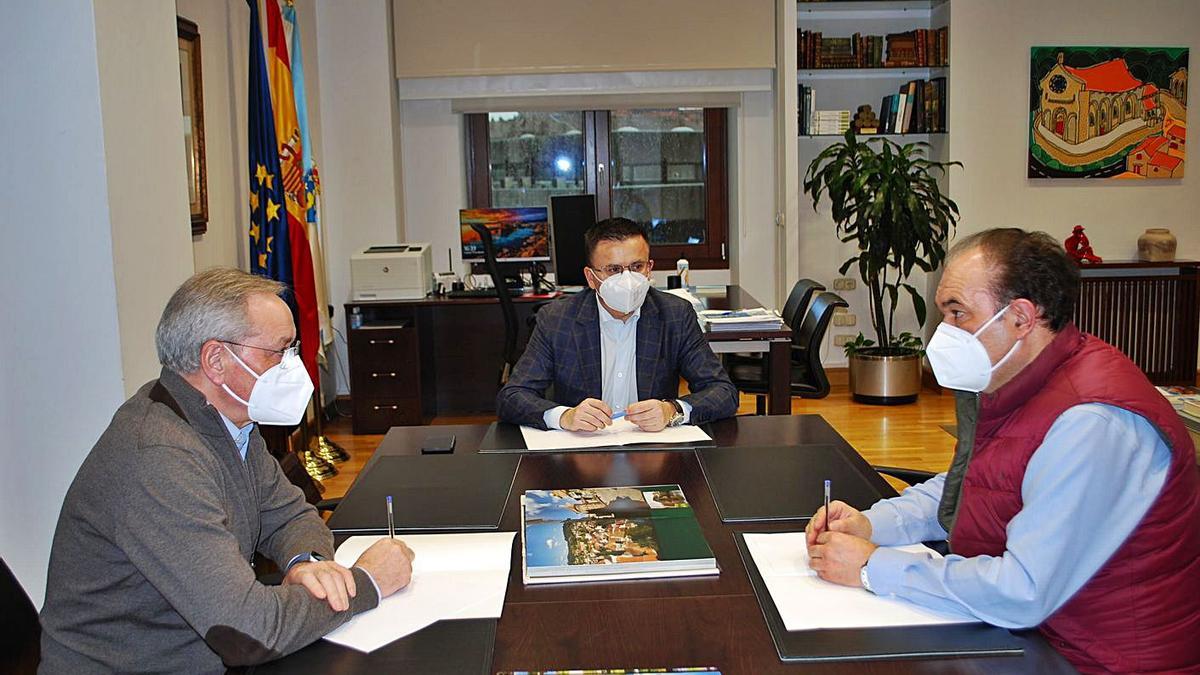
[832, 277, 857, 291]
[833, 334, 854, 347]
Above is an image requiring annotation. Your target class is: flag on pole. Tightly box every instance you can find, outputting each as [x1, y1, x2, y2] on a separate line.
[281, 0, 333, 350]
[246, 0, 293, 297]
[263, 0, 320, 387]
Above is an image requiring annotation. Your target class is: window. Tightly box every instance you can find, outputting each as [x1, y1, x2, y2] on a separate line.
[467, 108, 728, 269]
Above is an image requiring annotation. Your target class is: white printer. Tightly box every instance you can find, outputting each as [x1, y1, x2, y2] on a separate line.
[350, 243, 433, 300]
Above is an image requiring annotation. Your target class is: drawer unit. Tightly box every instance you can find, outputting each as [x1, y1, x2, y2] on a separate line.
[347, 319, 423, 434]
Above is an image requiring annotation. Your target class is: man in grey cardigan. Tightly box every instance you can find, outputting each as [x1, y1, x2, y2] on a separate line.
[40, 269, 415, 673]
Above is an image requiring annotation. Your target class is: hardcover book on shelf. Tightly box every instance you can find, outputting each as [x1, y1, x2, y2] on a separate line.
[520, 485, 718, 584]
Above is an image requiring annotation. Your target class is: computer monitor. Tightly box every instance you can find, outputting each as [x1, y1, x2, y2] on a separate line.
[549, 194, 596, 286]
[459, 207, 551, 263]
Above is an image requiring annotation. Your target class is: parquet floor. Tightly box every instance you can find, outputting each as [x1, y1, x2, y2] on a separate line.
[316, 379, 960, 500]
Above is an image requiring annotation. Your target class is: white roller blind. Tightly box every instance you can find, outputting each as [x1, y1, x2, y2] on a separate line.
[393, 0, 776, 79]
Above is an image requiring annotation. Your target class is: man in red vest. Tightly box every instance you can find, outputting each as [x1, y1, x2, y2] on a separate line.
[806, 228, 1200, 673]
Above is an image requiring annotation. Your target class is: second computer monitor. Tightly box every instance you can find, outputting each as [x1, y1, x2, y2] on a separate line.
[549, 194, 596, 286]
[459, 207, 551, 263]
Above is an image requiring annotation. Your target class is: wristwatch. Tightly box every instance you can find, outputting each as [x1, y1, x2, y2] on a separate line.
[859, 564, 873, 593]
[663, 399, 685, 427]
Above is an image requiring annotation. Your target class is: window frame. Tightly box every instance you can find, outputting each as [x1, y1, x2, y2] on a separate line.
[465, 108, 729, 270]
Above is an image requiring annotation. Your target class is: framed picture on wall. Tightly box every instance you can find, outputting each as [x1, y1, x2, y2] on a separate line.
[178, 16, 208, 234]
[1029, 46, 1188, 179]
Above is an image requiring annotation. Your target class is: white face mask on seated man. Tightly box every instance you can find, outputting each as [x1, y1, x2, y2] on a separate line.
[597, 269, 652, 314]
[925, 304, 1022, 393]
[221, 344, 314, 425]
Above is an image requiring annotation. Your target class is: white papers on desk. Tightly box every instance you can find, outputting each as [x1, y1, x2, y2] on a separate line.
[519, 418, 712, 451]
[323, 532, 514, 653]
[743, 532, 977, 631]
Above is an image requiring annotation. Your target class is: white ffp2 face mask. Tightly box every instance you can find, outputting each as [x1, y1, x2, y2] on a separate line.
[925, 305, 1021, 393]
[221, 344, 313, 425]
[597, 270, 651, 314]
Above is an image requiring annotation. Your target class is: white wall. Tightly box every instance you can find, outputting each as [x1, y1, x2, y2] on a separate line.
[316, 0, 406, 394]
[181, 0, 249, 272]
[94, 2, 196, 396]
[948, 0, 1198, 260]
[0, 0, 128, 607]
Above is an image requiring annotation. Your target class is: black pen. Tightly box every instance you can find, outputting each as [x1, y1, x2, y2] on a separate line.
[823, 479, 831, 533]
[386, 495, 395, 539]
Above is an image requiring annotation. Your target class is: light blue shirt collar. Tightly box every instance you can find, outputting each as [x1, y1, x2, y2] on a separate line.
[215, 408, 254, 461]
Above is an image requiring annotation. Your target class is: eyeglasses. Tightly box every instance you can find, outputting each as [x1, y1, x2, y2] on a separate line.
[221, 339, 299, 360]
[591, 260, 650, 277]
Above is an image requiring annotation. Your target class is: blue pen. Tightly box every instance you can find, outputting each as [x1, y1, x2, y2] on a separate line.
[386, 495, 395, 539]
[823, 479, 831, 532]
[611, 410, 626, 420]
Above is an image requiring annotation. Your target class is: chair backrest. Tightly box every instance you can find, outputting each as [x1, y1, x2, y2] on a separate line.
[0, 558, 41, 674]
[780, 278, 826, 328]
[468, 222, 519, 385]
[793, 291, 848, 397]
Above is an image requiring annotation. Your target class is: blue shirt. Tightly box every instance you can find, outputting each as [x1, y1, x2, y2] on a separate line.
[216, 410, 253, 461]
[862, 402, 1171, 628]
[543, 298, 692, 429]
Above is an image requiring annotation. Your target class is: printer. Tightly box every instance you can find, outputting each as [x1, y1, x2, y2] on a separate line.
[350, 243, 433, 300]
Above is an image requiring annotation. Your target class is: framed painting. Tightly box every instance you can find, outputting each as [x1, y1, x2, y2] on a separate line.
[178, 16, 208, 234]
[1029, 46, 1187, 179]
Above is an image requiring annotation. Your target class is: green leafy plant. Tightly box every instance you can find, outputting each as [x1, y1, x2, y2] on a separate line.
[842, 331, 924, 357]
[804, 130, 961, 353]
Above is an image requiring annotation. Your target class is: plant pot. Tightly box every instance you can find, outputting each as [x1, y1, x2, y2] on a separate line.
[849, 347, 922, 405]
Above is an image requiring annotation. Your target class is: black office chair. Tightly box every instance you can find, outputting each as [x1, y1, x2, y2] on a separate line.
[1, 558, 41, 674]
[468, 222, 520, 387]
[728, 291, 848, 414]
[726, 278, 826, 371]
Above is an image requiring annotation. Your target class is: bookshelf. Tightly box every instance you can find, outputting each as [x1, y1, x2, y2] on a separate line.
[796, 0, 950, 137]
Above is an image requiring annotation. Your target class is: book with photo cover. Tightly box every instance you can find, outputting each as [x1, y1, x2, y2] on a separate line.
[520, 485, 718, 584]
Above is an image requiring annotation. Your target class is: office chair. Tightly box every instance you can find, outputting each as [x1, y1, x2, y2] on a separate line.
[468, 222, 520, 386]
[1, 558, 40, 674]
[728, 291, 848, 414]
[726, 278, 826, 371]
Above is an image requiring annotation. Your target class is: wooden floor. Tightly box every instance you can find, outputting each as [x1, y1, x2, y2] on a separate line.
[317, 381, 959, 500]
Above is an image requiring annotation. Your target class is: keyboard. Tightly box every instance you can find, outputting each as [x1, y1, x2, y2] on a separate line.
[445, 288, 498, 298]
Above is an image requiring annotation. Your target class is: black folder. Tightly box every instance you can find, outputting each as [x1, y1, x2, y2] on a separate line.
[479, 421, 714, 453]
[240, 618, 496, 674]
[698, 444, 888, 522]
[733, 533, 1026, 663]
[326, 454, 520, 533]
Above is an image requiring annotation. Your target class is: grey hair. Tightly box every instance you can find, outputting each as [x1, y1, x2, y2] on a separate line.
[155, 268, 286, 374]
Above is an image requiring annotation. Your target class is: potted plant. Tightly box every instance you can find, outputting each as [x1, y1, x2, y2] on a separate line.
[803, 130, 961, 404]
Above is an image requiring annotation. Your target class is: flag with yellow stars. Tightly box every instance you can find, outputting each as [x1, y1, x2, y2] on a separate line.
[247, 0, 291, 288]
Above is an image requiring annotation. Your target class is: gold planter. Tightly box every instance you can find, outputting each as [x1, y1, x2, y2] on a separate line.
[849, 348, 922, 405]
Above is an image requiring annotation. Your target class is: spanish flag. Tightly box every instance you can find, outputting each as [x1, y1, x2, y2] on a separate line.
[261, 0, 320, 387]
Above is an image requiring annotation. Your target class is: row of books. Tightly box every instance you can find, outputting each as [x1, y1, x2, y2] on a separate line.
[798, 86, 854, 136]
[879, 77, 947, 134]
[797, 27, 948, 69]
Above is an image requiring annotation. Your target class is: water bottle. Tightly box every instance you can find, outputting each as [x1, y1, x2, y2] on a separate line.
[350, 306, 363, 330]
[676, 258, 690, 289]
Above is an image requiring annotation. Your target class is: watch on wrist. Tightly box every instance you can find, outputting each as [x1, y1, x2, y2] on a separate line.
[310, 551, 329, 563]
[663, 399, 685, 427]
[859, 564, 873, 593]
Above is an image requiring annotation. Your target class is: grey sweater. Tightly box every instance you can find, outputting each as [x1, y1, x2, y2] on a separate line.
[39, 369, 378, 673]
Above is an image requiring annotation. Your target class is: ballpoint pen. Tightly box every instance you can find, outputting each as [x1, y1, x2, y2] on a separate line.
[386, 492, 396, 538]
[823, 479, 831, 533]
[611, 410, 626, 420]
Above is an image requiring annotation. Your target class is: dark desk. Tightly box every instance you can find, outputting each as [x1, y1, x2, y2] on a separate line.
[344, 285, 793, 432]
[261, 416, 1071, 673]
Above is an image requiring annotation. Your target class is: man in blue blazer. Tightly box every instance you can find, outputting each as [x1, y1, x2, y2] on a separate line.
[497, 218, 739, 432]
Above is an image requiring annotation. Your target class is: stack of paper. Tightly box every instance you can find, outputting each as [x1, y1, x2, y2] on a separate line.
[324, 532, 515, 652]
[743, 532, 976, 631]
[519, 418, 712, 451]
[698, 307, 784, 332]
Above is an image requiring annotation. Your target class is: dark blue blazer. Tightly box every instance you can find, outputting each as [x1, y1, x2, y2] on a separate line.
[496, 288, 739, 429]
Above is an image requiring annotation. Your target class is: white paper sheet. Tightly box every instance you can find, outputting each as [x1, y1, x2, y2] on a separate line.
[519, 418, 712, 451]
[743, 532, 977, 631]
[322, 532, 515, 653]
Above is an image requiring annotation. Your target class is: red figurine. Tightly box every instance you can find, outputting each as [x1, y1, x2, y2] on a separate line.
[1064, 225, 1103, 264]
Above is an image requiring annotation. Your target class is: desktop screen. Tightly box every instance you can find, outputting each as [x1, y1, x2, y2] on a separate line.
[459, 207, 552, 262]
